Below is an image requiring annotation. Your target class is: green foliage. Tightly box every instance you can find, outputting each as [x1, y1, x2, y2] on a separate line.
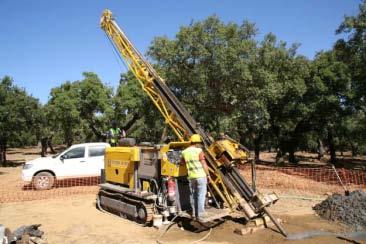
[2, 4, 366, 164]
[335, 0, 366, 110]
[147, 15, 312, 160]
[46, 72, 112, 146]
[113, 72, 165, 142]
[338, 111, 366, 155]
[308, 51, 352, 126]
[148, 16, 257, 136]
[0, 76, 42, 146]
[247, 34, 309, 150]
[0, 76, 42, 164]
[46, 81, 80, 146]
[145, 9, 366, 161]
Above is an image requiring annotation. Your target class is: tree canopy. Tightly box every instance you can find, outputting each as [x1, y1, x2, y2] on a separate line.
[0, 76, 42, 164]
[1, 1, 366, 165]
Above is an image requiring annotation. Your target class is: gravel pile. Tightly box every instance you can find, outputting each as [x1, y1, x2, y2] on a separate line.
[313, 190, 366, 229]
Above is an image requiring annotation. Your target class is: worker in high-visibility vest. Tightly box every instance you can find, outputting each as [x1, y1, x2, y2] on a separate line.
[108, 121, 126, 147]
[181, 134, 210, 221]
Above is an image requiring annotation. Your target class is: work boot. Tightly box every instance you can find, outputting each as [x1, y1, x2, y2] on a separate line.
[187, 210, 195, 219]
[196, 212, 209, 223]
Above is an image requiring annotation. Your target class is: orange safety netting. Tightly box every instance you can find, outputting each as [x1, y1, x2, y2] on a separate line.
[1, 167, 365, 203]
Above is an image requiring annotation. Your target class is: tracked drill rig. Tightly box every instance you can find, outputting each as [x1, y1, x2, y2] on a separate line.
[97, 9, 287, 236]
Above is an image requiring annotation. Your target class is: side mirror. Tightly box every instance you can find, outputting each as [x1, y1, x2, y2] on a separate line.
[60, 155, 65, 161]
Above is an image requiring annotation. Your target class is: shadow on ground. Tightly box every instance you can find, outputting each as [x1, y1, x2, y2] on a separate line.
[1, 160, 25, 167]
[256, 152, 366, 170]
[177, 217, 225, 233]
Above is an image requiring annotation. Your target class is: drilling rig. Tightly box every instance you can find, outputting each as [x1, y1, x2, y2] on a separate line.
[97, 9, 287, 236]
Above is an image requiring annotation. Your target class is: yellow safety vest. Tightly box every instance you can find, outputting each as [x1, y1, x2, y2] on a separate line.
[110, 128, 121, 143]
[182, 146, 206, 179]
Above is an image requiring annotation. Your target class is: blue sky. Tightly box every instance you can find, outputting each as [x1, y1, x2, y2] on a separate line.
[0, 0, 360, 104]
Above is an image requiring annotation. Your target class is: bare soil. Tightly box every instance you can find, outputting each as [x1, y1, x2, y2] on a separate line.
[1, 146, 365, 243]
[4, 146, 62, 167]
[259, 151, 366, 170]
[0, 194, 351, 244]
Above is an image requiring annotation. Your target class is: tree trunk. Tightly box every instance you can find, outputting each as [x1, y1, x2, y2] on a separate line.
[238, 131, 246, 147]
[66, 135, 73, 147]
[0, 139, 7, 166]
[350, 143, 357, 157]
[41, 137, 47, 157]
[89, 120, 105, 141]
[1, 150, 5, 165]
[253, 134, 262, 162]
[346, 136, 357, 157]
[288, 148, 296, 163]
[275, 148, 284, 164]
[47, 136, 56, 154]
[0, 143, 2, 165]
[317, 138, 325, 160]
[327, 130, 337, 164]
[160, 126, 169, 143]
[123, 113, 140, 132]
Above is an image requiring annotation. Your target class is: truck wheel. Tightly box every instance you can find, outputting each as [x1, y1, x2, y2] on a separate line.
[33, 172, 55, 190]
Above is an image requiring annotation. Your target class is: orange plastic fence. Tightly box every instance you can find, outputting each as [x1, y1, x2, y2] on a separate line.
[1, 166, 365, 203]
[241, 165, 366, 196]
[0, 176, 100, 203]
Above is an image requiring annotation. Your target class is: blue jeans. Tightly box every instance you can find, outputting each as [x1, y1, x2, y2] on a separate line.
[188, 177, 207, 218]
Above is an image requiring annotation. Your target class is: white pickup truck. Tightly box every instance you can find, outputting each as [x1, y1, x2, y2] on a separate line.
[22, 142, 110, 190]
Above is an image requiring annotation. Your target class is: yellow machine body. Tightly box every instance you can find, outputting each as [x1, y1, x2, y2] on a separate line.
[104, 138, 248, 187]
[208, 139, 248, 167]
[105, 141, 191, 187]
[104, 146, 140, 187]
[160, 141, 190, 177]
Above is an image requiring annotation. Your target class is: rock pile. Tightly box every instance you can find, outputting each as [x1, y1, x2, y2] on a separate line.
[0, 224, 47, 244]
[313, 190, 366, 229]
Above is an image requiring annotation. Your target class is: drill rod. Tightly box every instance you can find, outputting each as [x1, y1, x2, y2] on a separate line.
[263, 207, 288, 237]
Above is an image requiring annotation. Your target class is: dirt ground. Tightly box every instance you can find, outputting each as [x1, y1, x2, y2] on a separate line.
[0, 146, 365, 243]
[0, 194, 354, 244]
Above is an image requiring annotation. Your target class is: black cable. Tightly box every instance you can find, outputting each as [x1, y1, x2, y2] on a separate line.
[104, 33, 129, 73]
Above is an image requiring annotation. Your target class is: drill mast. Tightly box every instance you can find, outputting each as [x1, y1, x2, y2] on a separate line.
[100, 9, 287, 236]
